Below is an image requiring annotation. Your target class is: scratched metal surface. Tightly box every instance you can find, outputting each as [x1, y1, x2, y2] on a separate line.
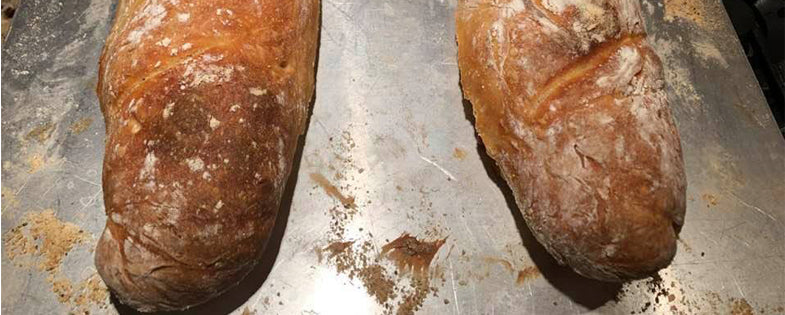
[2, 0, 784, 314]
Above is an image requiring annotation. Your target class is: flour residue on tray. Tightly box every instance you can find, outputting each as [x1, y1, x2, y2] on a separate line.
[647, 36, 703, 113]
[3, 210, 109, 312]
[692, 40, 728, 67]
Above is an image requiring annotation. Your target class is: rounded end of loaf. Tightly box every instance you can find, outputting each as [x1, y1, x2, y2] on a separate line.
[563, 221, 680, 283]
[94, 224, 256, 312]
[531, 187, 685, 283]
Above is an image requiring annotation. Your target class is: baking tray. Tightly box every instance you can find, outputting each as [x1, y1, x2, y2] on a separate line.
[2, 0, 784, 314]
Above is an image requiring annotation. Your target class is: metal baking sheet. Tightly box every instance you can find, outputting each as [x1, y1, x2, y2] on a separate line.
[2, 0, 784, 314]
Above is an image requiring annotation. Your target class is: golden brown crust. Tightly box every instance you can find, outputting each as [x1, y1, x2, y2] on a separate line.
[457, 0, 686, 281]
[94, 0, 319, 311]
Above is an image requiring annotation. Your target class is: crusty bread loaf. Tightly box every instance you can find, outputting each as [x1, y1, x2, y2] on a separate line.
[456, 0, 686, 281]
[94, 0, 319, 311]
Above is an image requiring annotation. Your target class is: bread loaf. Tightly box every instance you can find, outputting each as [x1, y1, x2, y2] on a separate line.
[94, 0, 319, 311]
[456, 0, 686, 281]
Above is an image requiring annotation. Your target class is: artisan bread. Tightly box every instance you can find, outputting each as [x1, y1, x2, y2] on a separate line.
[95, 0, 319, 311]
[456, 0, 686, 281]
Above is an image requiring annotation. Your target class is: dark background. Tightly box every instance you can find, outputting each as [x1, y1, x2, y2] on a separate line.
[722, 0, 785, 137]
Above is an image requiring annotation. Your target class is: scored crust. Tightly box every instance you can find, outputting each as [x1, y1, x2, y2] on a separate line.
[456, 0, 686, 281]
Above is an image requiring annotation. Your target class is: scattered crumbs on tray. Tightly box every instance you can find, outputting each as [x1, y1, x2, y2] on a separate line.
[730, 298, 754, 315]
[319, 234, 447, 314]
[3, 209, 109, 313]
[313, 127, 449, 314]
[662, 0, 720, 29]
[663, 0, 705, 26]
[614, 270, 781, 314]
[4, 209, 89, 271]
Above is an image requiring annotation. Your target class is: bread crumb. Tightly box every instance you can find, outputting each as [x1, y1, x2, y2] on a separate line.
[28, 154, 44, 173]
[452, 148, 467, 160]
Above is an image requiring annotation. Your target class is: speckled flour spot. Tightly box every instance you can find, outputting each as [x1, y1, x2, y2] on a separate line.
[249, 87, 267, 96]
[185, 157, 204, 172]
[163, 102, 174, 119]
[126, 4, 167, 44]
[156, 37, 171, 47]
[209, 116, 221, 130]
[139, 152, 158, 179]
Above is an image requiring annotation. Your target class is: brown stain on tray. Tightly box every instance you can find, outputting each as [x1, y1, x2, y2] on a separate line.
[310, 173, 356, 208]
[25, 122, 55, 143]
[69, 117, 93, 134]
[516, 266, 541, 285]
[381, 234, 446, 277]
[483, 257, 515, 274]
[701, 193, 718, 208]
[452, 147, 467, 160]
